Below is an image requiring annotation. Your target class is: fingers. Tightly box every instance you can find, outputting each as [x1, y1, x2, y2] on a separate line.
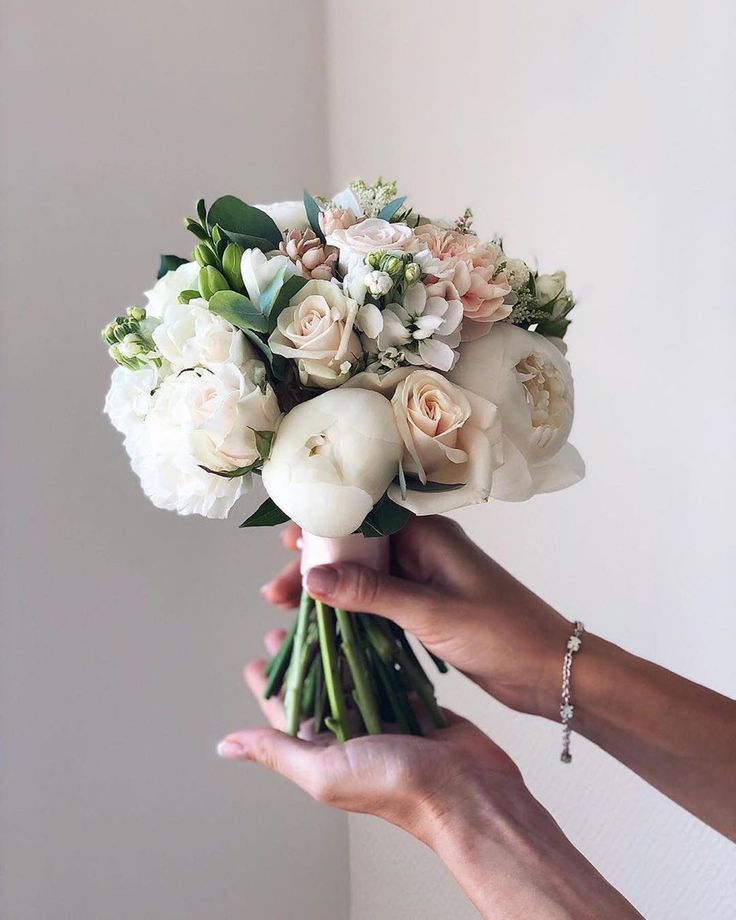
[243, 658, 286, 730]
[261, 558, 302, 609]
[217, 727, 323, 797]
[264, 628, 287, 656]
[304, 562, 446, 633]
[279, 523, 302, 553]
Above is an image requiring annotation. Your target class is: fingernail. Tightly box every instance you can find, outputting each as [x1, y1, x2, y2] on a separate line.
[217, 739, 246, 760]
[306, 565, 338, 597]
[259, 582, 272, 596]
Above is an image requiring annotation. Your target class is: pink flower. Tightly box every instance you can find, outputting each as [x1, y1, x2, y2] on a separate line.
[414, 226, 512, 340]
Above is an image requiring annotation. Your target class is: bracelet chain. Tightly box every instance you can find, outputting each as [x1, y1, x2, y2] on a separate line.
[560, 620, 584, 763]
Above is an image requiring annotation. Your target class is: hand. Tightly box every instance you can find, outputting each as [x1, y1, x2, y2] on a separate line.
[262, 516, 571, 719]
[218, 632, 643, 920]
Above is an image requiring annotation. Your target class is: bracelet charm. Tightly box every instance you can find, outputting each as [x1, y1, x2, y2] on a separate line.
[560, 621, 584, 763]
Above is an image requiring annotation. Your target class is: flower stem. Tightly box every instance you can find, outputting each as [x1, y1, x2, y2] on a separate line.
[284, 591, 313, 736]
[335, 607, 382, 735]
[315, 600, 351, 742]
[264, 616, 298, 698]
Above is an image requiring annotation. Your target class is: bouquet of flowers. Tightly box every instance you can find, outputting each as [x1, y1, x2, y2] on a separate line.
[103, 178, 584, 740]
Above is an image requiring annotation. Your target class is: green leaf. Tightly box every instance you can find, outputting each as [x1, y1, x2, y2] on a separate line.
[256, 262, 288, 316]
[157, 254, 187, 280]
[239, 496, 290, 528]
[269, 274, 308, 329]
[221, 231, 277, 252]
[400, 475, 465, 494]
[195, 198, 207, 225]
[238, 327, 289, 380]
[397, 460, 407, 501]
[359, 492, 413, 538]
[208, 290, 270, 333]
[536, 318, 571, 339]
[303, 190, 325, 242]
[199, 461, 260, 479]
[207, 196, 283, 249]
[178, 289, 201, 304]
[251, 429, 275, 461]
[184, 219, 209, 242]
[377, 196, 407, 221]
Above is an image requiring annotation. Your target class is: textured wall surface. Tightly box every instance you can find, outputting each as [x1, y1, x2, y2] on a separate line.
[327, 1, 736, 918]
[0, 2, 350, 919]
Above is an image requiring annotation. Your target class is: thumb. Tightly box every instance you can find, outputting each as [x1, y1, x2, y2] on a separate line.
[217, 728, 321, 794]
[304, 563, 444, 632]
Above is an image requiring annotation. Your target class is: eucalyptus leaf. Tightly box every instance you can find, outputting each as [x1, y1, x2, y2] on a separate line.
[303, 190, 325, 242]
[207, 196, 283, 249]
[239, 327, 289, 380]
[251, 429, 275, 461]
[157, 254, 187, 280]
[208, 290, 270, 333]
[239, 496, 290, 528]
[397, 459, 407, 501]
[221, 230, 277, 253]
[269, 275, 308, 329]
[199, 461, 260, 479]
[377, 196, 407, 221]
[256, 262, 288, 316]
[359, 492, 413, 538]
[536, 318, 571, 339]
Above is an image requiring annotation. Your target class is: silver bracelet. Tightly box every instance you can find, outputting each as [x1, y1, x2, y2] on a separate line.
[560, 621, 584, 763]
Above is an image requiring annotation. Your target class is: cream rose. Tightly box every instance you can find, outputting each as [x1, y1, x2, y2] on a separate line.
[449, 323, 584, 500]
[345, 368, 502, 515]
[268, 280, 362, 388]
[327, 218, 414, 271]
[253, 200, 309, 233]
[262, 388, 403, 537]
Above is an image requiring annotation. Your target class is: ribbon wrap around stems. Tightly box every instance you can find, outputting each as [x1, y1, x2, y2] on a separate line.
[300, 532, 390, 585]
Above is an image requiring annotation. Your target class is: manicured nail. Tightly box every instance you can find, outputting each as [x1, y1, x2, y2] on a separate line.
[306, 565, 338, 596]
[217, 739, 246, 759]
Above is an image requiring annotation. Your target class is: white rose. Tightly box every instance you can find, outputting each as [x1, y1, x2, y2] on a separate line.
[449, 323, 584, 500]
[268, 279, 363, 388]
[152, 298, 249, 371]
[130, 361, 281, 518]
[144, 261, 200, 318]
[345, 368, 501, 515]
[240, 248, 298, 312]
[327, 218, 414, 272]
[104, 365, 159, 441]
[253, 200, 309, 233]
[262, 388, 402, 537]
[536, 271, 573, 318]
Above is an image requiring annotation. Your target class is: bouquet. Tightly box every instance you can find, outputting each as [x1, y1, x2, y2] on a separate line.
[102, 178, 584, 740]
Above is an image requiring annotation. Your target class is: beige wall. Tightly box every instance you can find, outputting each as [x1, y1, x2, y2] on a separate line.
[327, 2, 736, 918]
[0, 2, 349, 919]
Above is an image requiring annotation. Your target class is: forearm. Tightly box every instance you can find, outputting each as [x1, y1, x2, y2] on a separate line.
[415, 776, 642, 920]
[571, 633, 736, 839]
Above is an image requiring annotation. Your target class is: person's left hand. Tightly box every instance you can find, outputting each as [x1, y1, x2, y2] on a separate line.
[217, 629, 523, 839]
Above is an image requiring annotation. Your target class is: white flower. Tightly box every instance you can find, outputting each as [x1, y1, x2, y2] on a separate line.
[268, 279, 362, 388]
[240, 249, 298, 312]
[327, 218, 414, 272]
[449, 323, 584, 500]
[536, 271, 574, 318]
[129, 361, 281, 519]
[364, 270, 394, 297]
[344, 368, 502, 516]
[253, 200, 309, 233]
[262, 388, 402, 537]
[363, 283, 463, 372]
[504, 259, 531, 292]
[104, 365, 159, 441]
[144, 261, 200, 318]
[151, 299, 250, 371]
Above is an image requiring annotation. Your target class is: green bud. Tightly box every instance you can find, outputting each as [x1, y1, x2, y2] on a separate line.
[366, 251, 383, 270]
[198, 265, 229, 300]
[178, 289, 201, 305]
[194, 243, 219, 269]
[381, 255, 403, 277]
[211, 224, 223, 247]
[404, 263, 421, 286]
[222, 243, 244, 290]
[127, 305, 146, 322]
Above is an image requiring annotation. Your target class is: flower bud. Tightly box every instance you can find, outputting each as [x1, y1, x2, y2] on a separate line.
[366, 251, 384, 270]
[194, 243, 220, 269]
[364, 270, 393, 297]
[404, 263, 421, 286]
[198, 266, 229, 300]
[127, 305, 146, 322]
[380, 255, 403, 277]
[222, 243, 245, 290]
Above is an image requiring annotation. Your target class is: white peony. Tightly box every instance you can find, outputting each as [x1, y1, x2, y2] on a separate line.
[144, 262, 200, 318]
[345, 368, 502, 516]
[104, 365, 159, 441]
[268, 280, 362, 389]
[152, 299, 250, 371]
[253, 200, 309, 233]
[129, 361, 281, 518]
[449, 323, 584, 500]
[240, 248, 298, 312]
[262, 388, 403, 537]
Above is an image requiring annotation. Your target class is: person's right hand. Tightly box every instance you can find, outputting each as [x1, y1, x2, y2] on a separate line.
[261, 516, 572, 720]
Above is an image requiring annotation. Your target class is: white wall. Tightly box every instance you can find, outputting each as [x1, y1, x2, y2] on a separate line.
[0, 3, 350, 919]
[327, 2, 736, 918]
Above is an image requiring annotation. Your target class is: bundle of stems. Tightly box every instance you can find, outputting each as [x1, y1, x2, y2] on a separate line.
[264, 589, 447, 739]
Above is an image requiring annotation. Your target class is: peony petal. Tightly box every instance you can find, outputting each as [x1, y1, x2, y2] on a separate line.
[418, 338, 454, 371]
